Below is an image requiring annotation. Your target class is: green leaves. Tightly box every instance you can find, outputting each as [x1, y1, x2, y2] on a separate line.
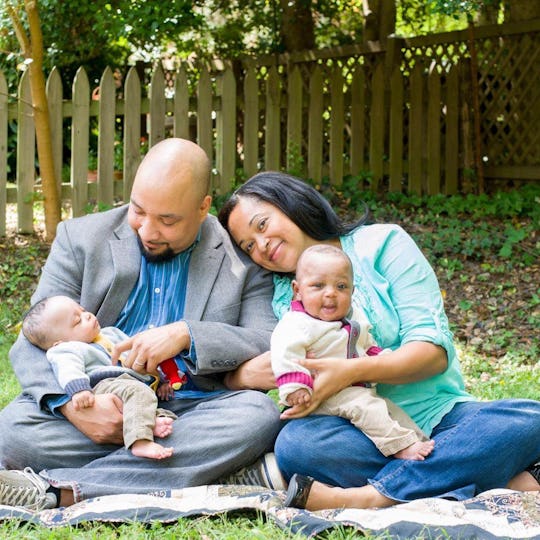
[0, 237, 50, 329]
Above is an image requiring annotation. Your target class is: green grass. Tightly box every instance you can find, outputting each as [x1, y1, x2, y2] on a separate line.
[0, 186, 538, 537]
[0, 517, 408, 539]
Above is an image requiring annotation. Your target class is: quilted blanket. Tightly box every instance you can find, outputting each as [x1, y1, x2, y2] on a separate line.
[0, 486, 538, 539]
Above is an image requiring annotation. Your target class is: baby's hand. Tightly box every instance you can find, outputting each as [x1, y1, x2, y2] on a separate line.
[286, 388, 311, 407]
[72, 390, 95, 410]
[157, 382, 175, 401]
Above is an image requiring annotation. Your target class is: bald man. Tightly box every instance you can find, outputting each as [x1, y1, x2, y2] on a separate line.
[0, 138, 282, 510]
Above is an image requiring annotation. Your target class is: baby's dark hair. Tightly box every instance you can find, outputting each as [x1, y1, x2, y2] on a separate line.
[22, 297, 54, 350]
[297, 244, 353, 280]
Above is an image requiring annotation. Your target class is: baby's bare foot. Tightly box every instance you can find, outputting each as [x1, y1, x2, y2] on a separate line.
[131, 440, 174, 459]
[394, 439, 435, 461]
[153, 416, 174, 438]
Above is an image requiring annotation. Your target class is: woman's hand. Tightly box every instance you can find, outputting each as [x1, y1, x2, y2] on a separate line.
[224, 351, 277, 391]
[280, 341, 448, 419]
[280, 356, 358, 419]
[60, 393, 124, 445]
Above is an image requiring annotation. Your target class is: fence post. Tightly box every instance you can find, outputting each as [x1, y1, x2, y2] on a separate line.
[197, 67, 213, 164]
[97, 67, 116, 206]
[17, 70, 35, 233]
[149, 63, 166, 148]
[265, 66, 281, 170]
[408, 63, 424, 194]
[427, 65, 441, 195]
[307, 66, 323, 183]
[0, 70, 7, 237]
[329, 64, 344, 185]
[123, 67, 141, 200]
[286, 65, 302, 173]
[389, 66, 404, 192]
[460, 58, 474, 193]
[243, 66, 259, 178]
[215, 66, 236, 192]
[350, 65, 366, 178]
[445, 65, 459, 194]
[173, 65, 190, 139]
[71, 67, 90, 217]
[46, 67, 63, 200]
[369, 61, 385, 189]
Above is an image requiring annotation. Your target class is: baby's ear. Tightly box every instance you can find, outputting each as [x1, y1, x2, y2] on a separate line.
[291, 280, 301, 300]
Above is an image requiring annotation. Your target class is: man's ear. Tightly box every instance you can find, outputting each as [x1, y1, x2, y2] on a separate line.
[198, 195, 212, 222]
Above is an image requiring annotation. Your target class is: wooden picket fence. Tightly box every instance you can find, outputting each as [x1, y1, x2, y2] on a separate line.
[0, 18, 539, 236]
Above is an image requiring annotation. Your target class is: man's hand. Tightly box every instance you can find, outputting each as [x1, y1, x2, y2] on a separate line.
[224, 351, 277, 391]
[60, 393, 124, 445]
[112, 321, 191, 375]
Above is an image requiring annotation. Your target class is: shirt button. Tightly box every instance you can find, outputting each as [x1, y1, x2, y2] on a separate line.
[154, 287, 161, 294]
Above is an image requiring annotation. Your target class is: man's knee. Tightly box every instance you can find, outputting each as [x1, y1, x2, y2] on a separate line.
[245, 392, 280, 430]
[0, 398, 37, 468]
[229, 391, 281, 449]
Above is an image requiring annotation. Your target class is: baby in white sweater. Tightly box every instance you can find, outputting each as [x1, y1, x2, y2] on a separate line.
[271, 245, 434, 460]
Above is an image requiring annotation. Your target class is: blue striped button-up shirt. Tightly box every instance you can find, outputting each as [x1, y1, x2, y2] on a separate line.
[115, 238, 214, 397]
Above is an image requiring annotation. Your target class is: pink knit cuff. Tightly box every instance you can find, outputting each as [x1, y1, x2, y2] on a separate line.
[276, 371, 314, 388]
[366, 346, 383, 356]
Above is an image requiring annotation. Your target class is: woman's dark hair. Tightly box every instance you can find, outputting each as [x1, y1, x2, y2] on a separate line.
[218, 171, 370, 240]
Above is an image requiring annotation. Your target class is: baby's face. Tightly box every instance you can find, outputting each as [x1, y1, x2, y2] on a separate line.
[293, 254, 353, 322]
[44, 296, 101, 345]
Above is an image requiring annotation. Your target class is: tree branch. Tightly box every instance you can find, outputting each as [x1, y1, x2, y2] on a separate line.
[6, 3, 31, 57]
[25, 0, 43, 65]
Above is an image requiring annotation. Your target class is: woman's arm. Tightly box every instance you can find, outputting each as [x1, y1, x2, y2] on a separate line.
[281, 341, 447, 419]
[356, 341, 448, 385]
[224, 351, 276, 391]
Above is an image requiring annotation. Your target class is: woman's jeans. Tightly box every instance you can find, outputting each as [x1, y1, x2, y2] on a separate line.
[275, 399, 540, 501]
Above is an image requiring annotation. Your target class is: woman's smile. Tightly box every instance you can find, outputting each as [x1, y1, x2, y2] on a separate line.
[268, 241, 284, 262]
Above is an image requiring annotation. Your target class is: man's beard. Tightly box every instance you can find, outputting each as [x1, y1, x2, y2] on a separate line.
[137, 236, 177, 263]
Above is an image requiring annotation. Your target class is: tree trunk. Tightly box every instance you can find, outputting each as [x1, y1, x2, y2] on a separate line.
[8, 0, 61, 241]
[278, 0, 315, 52]
[506, 0, 540, 22]
[362, 0, 396, 44]
[476, 0, 501, 24]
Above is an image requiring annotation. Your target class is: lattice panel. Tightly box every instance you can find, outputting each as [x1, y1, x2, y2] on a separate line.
[401, 41, 468, 74]
[476, 32, 540, 166]
[401, 28, 540, 174]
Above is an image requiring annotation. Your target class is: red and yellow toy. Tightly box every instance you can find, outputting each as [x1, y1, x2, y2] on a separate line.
[159, 358, 187, 390]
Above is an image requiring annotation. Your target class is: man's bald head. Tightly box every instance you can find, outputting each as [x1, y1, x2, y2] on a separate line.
[134, 138, 211, 203]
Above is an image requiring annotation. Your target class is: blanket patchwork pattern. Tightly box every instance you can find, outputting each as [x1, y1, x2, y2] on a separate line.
[0, 487, 538, 539]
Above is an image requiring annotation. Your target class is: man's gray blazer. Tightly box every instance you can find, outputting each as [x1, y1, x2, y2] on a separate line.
[10, 206, 277, 408]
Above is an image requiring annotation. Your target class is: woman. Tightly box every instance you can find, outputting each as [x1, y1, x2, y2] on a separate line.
[218, 171, 540, 511]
